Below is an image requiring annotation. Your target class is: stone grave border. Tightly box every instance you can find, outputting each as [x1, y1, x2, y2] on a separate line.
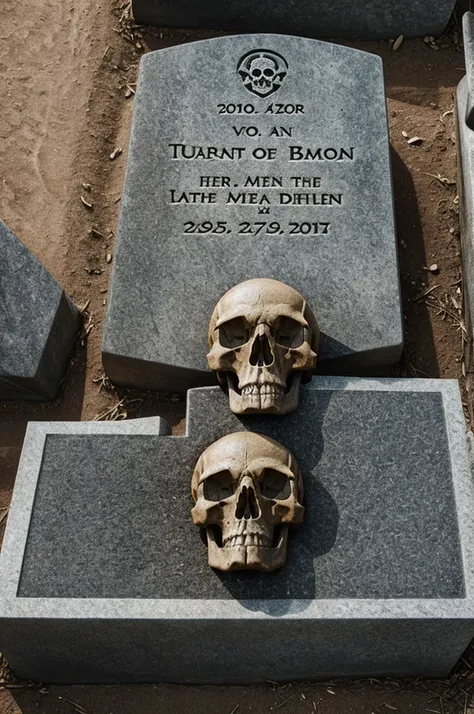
[1, 379, 474, 682]
[457, 12, 474, 420]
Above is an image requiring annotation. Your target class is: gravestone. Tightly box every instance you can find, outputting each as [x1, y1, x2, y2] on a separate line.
[103, 35, 403, 393]
[457, 12, 474, 420]
[1, 378, 473, 683]
[0, 221, 80, 400]
[131, 0, 456, 41]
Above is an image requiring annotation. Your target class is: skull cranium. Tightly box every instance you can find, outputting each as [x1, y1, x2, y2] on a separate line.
[207, 278, 319, 415]
[191, 432, 304, 572]
[248, 57, 277, 91]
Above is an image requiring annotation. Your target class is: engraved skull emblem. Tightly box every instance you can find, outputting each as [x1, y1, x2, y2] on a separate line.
[237, 50, 288, 98]
[191, 432, 304, 572]
[207, 278, 319, 415]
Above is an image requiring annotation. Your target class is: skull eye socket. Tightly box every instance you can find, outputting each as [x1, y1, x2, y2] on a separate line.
[219, 317, 249, 349]
[261, 468, 291, 500]
[204, 470, 235, 501]
[274, 316, 305, 348]
[251, 68, 262, 77]
[263, 68, 274, 77]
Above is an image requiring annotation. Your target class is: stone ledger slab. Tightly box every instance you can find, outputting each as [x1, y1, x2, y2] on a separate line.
[102, 35, 403, 393]
[131, 0, 456, 41]
[0, 221, 79, 400]
[0, 378, 473, 683]
[457, 12, 474, 419]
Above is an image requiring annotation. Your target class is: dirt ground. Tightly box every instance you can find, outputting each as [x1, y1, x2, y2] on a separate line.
[1, 0, 474, 711]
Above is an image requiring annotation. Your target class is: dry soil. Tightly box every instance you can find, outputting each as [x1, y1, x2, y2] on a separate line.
[1, 0, 474, 711]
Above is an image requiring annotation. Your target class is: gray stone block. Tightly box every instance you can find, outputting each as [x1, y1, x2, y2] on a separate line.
[0, 221, 80, 401]
[103, 36, 403, 393]
[457, 13, 474, 418]
[131, 0, 456, 41]
[1, 378, 473, 683]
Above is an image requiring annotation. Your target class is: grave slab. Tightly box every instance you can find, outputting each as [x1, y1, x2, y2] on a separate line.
[1, 378, 473, 683]
[0, 221, 80, 401]
[131, 0, 456, 41]
[102, 36, 403, 393]
[457, 12, 474, 419]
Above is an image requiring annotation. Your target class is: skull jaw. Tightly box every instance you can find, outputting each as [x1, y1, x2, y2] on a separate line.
[227, 373, 302, 415]
[250, 85, 277, 98]
[206, 525, 289, 572]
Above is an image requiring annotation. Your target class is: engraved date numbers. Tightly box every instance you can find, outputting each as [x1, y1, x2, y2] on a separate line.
[183, 221, 329, 236]
[217, 103, 305, 115]
[183, 221, 229, 234]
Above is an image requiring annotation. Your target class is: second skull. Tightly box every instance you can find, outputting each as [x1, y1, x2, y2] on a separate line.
[207, 278, 319, 415]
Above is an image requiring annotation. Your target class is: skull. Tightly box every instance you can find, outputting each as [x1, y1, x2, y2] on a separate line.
[237, 50, 288, 98]
[207, 278, 319, 415]
[191, 432, 304, 572]
[248, 57, 277, 91]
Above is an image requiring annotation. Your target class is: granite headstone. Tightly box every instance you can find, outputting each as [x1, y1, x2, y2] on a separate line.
[1, 378, 473, 682]
[131, 0, 456, 41]
[103, 35, 403, 393]
[457, 12, 474, 419]
[0, 220, 80, 400]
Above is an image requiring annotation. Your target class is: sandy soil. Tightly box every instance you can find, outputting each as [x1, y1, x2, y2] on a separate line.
[1, 0, 473, 710]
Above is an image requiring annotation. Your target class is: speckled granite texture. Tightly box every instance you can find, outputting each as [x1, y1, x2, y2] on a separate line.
[0, 221, 79, 400]
[0, 378, 473, 682]
[103, 36, 402, 392]
[131, 0, 456, 40]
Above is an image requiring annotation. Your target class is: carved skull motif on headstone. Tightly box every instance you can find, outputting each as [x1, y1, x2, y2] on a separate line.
[207, 278, 319, 415]
[191, 432, 304, 572]
[237, 50, 288, 98]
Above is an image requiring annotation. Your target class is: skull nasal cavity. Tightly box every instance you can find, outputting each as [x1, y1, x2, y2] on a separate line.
[249, 332, 274, 367]
[235, 485, 260, 520]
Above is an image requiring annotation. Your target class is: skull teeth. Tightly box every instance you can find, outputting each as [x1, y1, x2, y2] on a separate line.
[240, 384, 285, 397]
[222, 533, 272, 548]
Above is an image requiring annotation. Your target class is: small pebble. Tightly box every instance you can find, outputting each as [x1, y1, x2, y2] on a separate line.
[110, 147, 123, 160]
[429, 263, 438, 272]
[392, 34, 404, 51]
[106, 252, 112, 263]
